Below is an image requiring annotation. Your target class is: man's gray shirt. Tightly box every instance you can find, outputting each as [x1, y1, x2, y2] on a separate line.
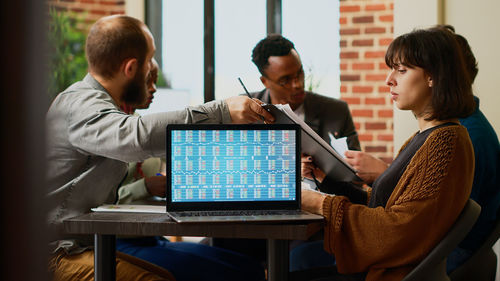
[46, 74, 231, 251]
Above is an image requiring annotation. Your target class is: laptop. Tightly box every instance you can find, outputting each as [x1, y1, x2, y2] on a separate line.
[165, 123, 324, 223]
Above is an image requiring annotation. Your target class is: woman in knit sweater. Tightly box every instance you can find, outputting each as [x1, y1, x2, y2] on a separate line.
[299, 27, 476, 281]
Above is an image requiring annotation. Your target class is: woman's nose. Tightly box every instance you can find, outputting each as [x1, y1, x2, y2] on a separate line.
[385, 71, 395, 87]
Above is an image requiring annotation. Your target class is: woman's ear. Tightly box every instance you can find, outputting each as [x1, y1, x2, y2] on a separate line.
[122, 58, 138, 79]
[427, 76, 433, 87]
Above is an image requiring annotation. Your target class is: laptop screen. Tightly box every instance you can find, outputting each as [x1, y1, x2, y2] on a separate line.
[166, 124, 301, 211]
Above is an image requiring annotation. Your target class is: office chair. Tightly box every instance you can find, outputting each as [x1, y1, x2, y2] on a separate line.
[449, 207, 500, 281]
[402, 199, 481, 281]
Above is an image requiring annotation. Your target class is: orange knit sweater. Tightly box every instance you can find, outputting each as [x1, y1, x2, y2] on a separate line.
[322, 125, 474, 281]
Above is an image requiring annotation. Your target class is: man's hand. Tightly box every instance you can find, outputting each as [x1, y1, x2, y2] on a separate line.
[144, 176, 166, 197]
[225, 96, 274, 124]
[344, 150, 389, 184]
[301, 154, 326, 182]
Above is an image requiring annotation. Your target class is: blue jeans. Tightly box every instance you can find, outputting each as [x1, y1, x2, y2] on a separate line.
[116, 236, 265, 281]
[290, 240, 336, 272]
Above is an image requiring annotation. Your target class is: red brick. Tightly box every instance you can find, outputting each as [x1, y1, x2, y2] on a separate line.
[354, 122, 361, 130]
[79, 0, 95, 3]
[380, 15, 393, 22]
[366, 97, 385, 105]
[366, 74, 387, 81]
[352, 86, 373, 93]
[366, 4, 385, 11]
[340, 51, 359, 59]
[91, 9, 108, 15]
[352, 63, 374, 70]
[339, 17, 347, 25]
[340, 74, 360, 82]
[378, 85, 390, 93]
[365, 146, 387, 153]
[378, 134, 394, 141]
[379, 38, 393, 46]
[352, 39, 373, 47]
[365, 122, 386, 130]
[342, 97, 361, 105]
[71, 7, 84, 13]
[340, 28, 361, 35]
[353, 16, 374, 24]
[340, 85, 348, 93]
[378, 109, 393, 118]
[340, 5, 361, 12]
[352, 109, 373, 117]
[340, 63, 348, 70]
[365, 51, 386, 59]
[365, 27, 385, 34]
[379, 62, 389, 70]
[340, 40, 347, 47]
[358, 134, 373, 142]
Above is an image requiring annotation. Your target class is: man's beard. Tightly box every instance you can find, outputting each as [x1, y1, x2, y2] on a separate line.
[122, 69, 148, 107]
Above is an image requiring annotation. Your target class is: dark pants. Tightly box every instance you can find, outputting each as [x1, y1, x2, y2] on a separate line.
[117, 236, 265, 281]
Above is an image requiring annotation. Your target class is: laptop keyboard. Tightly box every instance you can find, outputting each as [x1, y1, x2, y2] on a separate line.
[171, 210, 303, 217]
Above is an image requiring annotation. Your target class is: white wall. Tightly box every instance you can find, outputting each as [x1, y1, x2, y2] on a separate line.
[125, 0, 144, 21]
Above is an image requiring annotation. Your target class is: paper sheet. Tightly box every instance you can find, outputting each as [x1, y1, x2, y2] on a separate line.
[91, 204, 166, 213]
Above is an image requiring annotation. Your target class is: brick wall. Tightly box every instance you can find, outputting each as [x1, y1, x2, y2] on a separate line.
[47, 0, 125, 29]
[339, 0, 394, 163]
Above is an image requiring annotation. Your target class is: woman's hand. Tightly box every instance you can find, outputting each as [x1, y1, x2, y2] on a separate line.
[301, 188, 327, 215]
[301, 154, 326, 182]
[344, 150, 389, 183]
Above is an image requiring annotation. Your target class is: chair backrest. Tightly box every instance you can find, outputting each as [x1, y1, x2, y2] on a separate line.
[402, 199, 481, 281]
[449, 204, 500, 281]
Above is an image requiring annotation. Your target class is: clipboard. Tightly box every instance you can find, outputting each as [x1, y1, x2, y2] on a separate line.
[263, 103, 361, 182]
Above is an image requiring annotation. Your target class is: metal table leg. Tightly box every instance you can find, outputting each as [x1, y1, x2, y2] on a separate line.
[267, 239, 289, 281]
[94, 234, 116, 281]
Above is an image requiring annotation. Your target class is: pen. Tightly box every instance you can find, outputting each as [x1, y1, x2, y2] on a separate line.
[238, 77, 253, 99]
[237, 77, 266, 121]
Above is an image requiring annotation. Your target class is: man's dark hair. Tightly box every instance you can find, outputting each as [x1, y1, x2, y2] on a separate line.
[385, 27, 475, 120]
[251, 34, 295, 75]
[436, 25, 479, 83]
[86, 15, 148, 79]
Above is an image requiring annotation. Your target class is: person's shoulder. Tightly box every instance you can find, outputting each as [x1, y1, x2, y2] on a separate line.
[307, 92, 348, 107]
[248, 89, 267, 99]
[426, 125, 470, 150]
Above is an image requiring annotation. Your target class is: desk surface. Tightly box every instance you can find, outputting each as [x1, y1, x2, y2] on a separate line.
[64, 212, 324, 240]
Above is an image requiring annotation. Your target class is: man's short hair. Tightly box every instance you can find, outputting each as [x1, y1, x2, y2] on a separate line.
[251, 34, 295, 76]
[86, 15, 148, 79]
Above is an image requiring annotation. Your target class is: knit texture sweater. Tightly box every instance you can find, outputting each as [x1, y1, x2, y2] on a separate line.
[321, 125, 474, 281]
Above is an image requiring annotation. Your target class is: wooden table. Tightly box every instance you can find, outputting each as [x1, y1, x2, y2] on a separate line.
[64, 212, 324, 281]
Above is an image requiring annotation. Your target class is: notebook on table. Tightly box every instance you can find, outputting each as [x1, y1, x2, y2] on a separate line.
[165, 123, 324, 223]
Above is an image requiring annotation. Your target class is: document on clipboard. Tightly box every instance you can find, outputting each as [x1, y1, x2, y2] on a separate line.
[263, 103, 361, 182]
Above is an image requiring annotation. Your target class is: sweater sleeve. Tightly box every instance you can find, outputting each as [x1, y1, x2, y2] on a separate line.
[322, 127, 474, 275]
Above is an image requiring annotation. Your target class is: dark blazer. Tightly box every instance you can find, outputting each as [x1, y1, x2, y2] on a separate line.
[250, 89, 360, 150]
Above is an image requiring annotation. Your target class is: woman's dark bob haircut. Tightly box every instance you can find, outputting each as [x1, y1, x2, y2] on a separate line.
[385, 27, 475, 120]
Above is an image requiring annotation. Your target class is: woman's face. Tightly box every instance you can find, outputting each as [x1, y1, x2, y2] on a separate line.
[385, 63, 433, 117]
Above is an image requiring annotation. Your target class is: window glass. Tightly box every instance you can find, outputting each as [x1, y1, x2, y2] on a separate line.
[162, 0, 204, 108]
[214, 0, 267, 101]
[283, 0, 340, 99]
